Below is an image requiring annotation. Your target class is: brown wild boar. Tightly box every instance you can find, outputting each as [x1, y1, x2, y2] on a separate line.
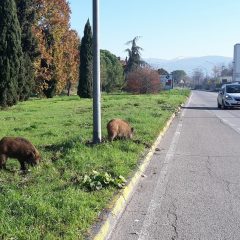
[0, 137, 40, 171]
[107, 119, 134, 142]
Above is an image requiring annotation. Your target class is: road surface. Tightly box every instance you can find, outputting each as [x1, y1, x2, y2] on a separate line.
[109, 90, 240, 240]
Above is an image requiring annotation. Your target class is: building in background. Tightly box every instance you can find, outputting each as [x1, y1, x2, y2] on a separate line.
[233, 43, 240, 82]
[219, 76, 233, 84]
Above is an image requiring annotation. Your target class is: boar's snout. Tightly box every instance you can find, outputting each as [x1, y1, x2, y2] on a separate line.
[27, 150, 40, 166]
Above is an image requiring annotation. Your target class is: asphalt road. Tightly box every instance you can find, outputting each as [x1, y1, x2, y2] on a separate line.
[109, 90, 240, 240]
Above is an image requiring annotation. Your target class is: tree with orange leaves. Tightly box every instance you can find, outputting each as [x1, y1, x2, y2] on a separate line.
[126, 67, 160, 94]
[64, 30, 80, 96]
[33, 0, 80, 97]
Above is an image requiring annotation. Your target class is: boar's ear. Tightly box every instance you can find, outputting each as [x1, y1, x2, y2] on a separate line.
[131, 127, 134, 133]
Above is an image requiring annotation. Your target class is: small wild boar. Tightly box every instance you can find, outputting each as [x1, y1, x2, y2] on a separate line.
[0, 137, 40, 171]
[107, 119, 134, 142]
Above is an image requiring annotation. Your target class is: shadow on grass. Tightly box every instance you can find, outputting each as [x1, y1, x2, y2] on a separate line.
[133, 139, 151, 148]
[41, 134, 150, 164]
[82, 137, 150, 153]
[41, 136, 84, 162]
[41, 136, 110, 161]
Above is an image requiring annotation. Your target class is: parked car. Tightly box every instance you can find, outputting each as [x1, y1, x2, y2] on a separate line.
[217, 82, 240, 109]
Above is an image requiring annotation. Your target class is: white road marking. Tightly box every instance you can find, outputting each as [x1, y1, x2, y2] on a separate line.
[209, 110, 240, 135]
[137, 94, 192, 240]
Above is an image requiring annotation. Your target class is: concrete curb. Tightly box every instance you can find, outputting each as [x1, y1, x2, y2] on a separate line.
[92, 110, 179, 240]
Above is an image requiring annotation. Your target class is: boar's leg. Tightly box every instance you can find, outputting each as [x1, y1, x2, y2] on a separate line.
[19, 159, 27, 171]
[0, 154, 7, 169]
[109, 133, 117, 142]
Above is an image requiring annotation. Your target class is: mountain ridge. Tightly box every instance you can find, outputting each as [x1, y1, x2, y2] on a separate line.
[145, 56, 232, 75]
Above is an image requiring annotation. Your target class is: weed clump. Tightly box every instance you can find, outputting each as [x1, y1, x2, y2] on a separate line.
[71, 170, 127, 191]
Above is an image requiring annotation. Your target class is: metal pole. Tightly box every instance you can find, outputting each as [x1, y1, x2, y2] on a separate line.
[93, 0, 101, 143]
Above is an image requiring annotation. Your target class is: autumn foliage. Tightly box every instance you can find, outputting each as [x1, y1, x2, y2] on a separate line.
[126, 68, 160, 94]
[1, 0, 130, 104]
[33, 0, 80, 97]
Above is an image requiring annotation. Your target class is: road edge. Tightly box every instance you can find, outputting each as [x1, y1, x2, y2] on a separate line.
[90, 109, 181, 240]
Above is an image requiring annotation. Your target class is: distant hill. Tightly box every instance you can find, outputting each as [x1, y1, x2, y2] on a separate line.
[145, 56, 232, 76]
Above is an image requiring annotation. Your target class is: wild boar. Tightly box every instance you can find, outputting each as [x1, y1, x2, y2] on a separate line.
[0, 137, 40, 171]
[107, 119, 134, 142]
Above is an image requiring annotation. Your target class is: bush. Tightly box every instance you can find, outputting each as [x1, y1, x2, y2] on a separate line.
[100, 50, 124, 93]
[126, 67, 160, 94]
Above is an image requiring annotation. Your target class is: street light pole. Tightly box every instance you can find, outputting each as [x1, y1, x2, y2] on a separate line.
[93, 0, 101, 143]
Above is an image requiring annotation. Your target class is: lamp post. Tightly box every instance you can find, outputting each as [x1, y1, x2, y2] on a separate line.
[93, 0, 101, 143]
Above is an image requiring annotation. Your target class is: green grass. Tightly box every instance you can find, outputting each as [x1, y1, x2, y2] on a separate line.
[0, 89, 190, 239]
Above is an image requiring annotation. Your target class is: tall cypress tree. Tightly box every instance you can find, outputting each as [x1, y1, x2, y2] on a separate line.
[16, 0, 39, 101]
[0, 0, 23, 107]
[78, 19, 93, 98]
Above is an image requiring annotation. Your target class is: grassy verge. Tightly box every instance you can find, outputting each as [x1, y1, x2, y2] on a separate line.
[0, 89, 190, 239]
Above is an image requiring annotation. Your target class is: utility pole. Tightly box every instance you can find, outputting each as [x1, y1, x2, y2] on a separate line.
[93, 0, 101, 143]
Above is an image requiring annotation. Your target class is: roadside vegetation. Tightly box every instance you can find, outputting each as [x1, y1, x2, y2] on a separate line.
[0, 1, 190, 239]
[0, 89, 189, 239]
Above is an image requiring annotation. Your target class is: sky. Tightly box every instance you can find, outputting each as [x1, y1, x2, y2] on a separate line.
[68, 0, 240, 60]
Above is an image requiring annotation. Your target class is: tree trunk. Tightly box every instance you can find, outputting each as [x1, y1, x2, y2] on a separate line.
[67, 81, 72, 96]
